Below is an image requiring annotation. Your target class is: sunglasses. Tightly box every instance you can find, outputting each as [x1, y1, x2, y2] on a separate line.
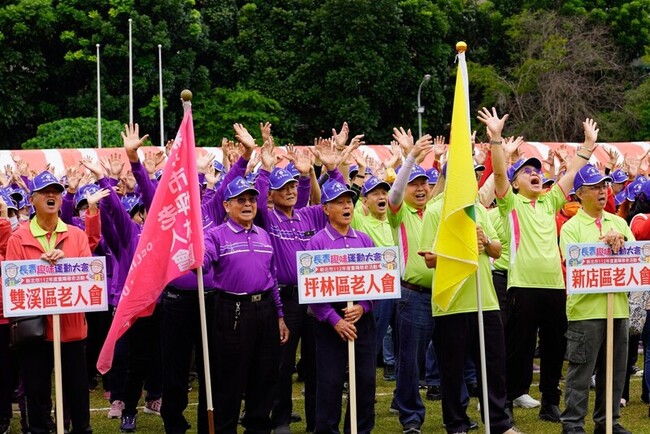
[230, 196, 257, 205]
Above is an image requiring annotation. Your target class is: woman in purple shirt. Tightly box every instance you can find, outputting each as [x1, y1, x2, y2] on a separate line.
[306, 180, 376, 434]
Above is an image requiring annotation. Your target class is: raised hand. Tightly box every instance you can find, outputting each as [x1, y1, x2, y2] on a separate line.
[260, 122, 272, 145]
[477, 107, 509, 141]
[66, 165, 83, 193]
[392, 127, 414, 156]
[196, 151, 216, 174]
[233, 123, 256, 152]
[80, 157, 104, 180]
[332, 121, 349, 151]
[121, 124, 150, 162]
[86, 188, 111, 208]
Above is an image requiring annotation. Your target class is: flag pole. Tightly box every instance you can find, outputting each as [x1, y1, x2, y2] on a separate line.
[53, 315, 64, 434]
[476, 269, 491, 434]
[158, 44, 164, 147]
[96, 44, 102, 149]
[128, 18, 133, 124]
[347, 300, 358, 434]
[606, 292, 614, 434]
[182, 90, 215, 434]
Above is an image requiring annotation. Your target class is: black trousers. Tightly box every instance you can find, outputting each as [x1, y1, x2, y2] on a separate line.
[0, 325, 12, 420]
[214, 293, 280, 434]
[505, 287, 567, 404]
[434, 311, 511, 434]
[271, 288, 316, 430]
[491, 270, 509, 327]
[19, 339, 90, 433]
[160, 289, 217, 434]
[122, 305, 162, 416]
[313, 311, 376, 434]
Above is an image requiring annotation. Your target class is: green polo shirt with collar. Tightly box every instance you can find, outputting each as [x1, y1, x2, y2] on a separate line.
[496, 184, 567, 289]
[559, 208, 635, 320]
[30, 217, 68, 251]
[352, 201, 395, 247]
[420, 196, 500, 316]
[488, 207, 509, 271]
[388, 199, 434, 289]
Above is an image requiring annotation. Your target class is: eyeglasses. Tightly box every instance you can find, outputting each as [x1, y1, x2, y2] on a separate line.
[582, 183, 610, 191]
[230, 196, 257, 205]
[517, 167, 543, 177]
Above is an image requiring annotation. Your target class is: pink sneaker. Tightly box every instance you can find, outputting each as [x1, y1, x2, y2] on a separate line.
[144, 398, 162, 416]
[108, 399, 125, 418]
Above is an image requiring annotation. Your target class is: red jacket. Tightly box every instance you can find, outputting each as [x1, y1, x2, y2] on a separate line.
[6, 221, 91, 342]
[0, 219, 12, 325]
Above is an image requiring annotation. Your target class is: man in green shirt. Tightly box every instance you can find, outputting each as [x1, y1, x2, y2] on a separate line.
[478, 107, 599, 424]
[420, 194, 519, 434]
[559, 164, 634, 434]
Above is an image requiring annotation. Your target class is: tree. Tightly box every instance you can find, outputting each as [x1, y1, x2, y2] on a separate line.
[21, 117, 123, 149]
[476, 10, 626, 141]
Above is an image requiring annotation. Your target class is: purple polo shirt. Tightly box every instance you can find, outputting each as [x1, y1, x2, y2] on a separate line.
[203, 220, 283, 317]
[305, 223, 375, 327]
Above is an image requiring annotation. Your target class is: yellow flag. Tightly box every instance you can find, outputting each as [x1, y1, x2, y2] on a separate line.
[432, 44, 479, 311]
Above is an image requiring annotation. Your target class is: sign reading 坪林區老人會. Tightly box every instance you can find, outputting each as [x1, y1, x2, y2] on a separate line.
[296, 246, 401, 304]
[1, 257, 108, 317]
[566, 241, 650, 295]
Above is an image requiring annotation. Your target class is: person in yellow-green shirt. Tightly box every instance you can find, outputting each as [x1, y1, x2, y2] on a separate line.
[559, 164, 634, 434]
[419, 195, 518, 434]
[478, 107, 599, 424]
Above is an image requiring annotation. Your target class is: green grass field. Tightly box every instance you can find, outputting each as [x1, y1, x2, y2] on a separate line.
[7, 358, 649, 433]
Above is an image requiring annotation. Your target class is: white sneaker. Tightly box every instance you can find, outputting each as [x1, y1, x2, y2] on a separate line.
[108, 399, 125, 418]
[513, 393, 540, 408]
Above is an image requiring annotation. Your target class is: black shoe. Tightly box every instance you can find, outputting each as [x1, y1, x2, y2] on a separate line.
[504, 405, 515, 425]
[468, 419, 479, 430]
[383, 364, 396, 381]
[594, 423, 631, 434]
[0, 418, 9, 434]
[389, 398, 399, 415]
[290, 412, 302, 423]
[426, 385, 441, 401]
[562, 427, 587, 434]
[539, 402, 561, 423]
[402, 421, 421, 434]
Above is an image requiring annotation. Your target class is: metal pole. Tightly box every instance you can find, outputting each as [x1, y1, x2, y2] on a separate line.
[417, 74, 431, 139]
[158, 44, 164, 147]
[96, 44, 102, 149]
[128, 18, 133, 124]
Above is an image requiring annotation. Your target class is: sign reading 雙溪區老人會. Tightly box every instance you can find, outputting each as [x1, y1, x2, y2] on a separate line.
[297, 246, 401, 304]
[566, 241, 650, 295]
[1, 257, 108, 317]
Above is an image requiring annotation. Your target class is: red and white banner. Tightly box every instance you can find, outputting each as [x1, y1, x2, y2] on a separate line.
[97, 107, 204, 374]
[8, 142, 650, 177]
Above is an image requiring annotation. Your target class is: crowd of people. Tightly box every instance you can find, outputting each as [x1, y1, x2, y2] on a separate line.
[0, 109, 646, 434]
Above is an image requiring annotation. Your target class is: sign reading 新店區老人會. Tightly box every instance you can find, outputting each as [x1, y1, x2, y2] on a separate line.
[1, 257, 108, 317]
[566, 242, 650, 294]
[297, 246, 401, 304]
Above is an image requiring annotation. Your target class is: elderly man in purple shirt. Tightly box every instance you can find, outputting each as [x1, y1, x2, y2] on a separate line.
[202, 176, 289, 434]
[306, 180, 376, 434]
[254, 143, 347, 434]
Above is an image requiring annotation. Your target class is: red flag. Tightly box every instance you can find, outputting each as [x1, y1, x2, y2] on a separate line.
[97, 106, 204, 374]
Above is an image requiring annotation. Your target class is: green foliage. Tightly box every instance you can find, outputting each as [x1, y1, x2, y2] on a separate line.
[192, 87, 281, 147]
[21, 117, 123, 148]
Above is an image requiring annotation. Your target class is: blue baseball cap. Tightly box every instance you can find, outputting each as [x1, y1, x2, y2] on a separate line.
[212, 160, 225, 173]
[349, 165, 359, 178]
[610, 169, 628, 184]
[8, 187, 26, 204]
[285, 162, 300, 178]
[614, 189, 627, 206]
[0, 190, 17, 211]
[245, 171, 258, 184]
[121, 195, 143, 215]
[407, 165, 429, 183]
[426, 168, 439, 185]
[507, 157, 542, 183]
[269, 168, 297, 190]
[74, 184, 100, 209]
[321, 179, 355, 203]
[573, 164, 612, 191]
[31, 171, 64, 195]
[542, 177, 555, 187]
[361, 176, 391, 196]
[154, 169, 163, 181]
[225, 176, 259, 200]
[625, 180, 644, 202]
